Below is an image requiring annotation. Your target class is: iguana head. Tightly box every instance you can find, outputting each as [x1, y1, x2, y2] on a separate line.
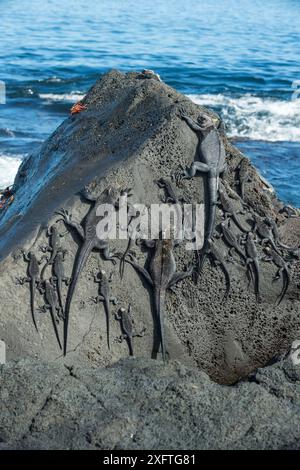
[197, 113, 217, 130]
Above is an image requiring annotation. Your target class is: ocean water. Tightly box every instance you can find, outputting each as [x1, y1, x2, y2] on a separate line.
[0, 0, 299, 205]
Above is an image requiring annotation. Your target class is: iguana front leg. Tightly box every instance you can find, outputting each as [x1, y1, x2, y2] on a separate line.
[184, 161, 210, 178]
[226, 247, 237, 263]
[178, 112, 205, 132]
[174, 161, 210, 185]
[167, 266, 193, 289]
[40, 226, 67, 254]
[15, 276, 30, 285]
[56, 209, 85, 239]
[37, 303, 48, 314]
[80, 189, 97, 202]
[94, 239, 119, 264]
[133, 328, 147, 338]
[39, 244, 52, 254]
[52, 273, 70, 286]
[22, 251, 31, 262]
[91, 294, 117, 305]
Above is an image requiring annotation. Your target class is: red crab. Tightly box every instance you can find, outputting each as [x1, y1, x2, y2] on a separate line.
[0, 186, 14, 210]
[70, 101, 87, 115]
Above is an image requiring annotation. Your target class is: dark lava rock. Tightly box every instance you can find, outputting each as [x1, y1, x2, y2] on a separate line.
[0, 70, 300, 387]
[1, 356, 300, 450]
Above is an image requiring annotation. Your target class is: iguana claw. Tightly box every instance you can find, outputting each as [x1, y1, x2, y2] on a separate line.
[55, 208, 72, 224]
[176, 107, 187, 120]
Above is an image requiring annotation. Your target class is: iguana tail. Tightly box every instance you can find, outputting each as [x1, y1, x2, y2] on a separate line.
[128, 338, 134, 357]
[277, 269, 290, 306]
[154, 288, 166, 362]
[49, 307, 62, 350]
[63, 239, 94, 355]
[30, 280, 38, 332]
[220, 263, 231, 300]
[103, 298, 111, 350]
[240, 180, 245, 200]
[57, 278, 63, 312]
[194, 243, 210, 282]
[195, 176, 218, 282]
[119, 238, 132, 279]
[206, 175, 218, 241]
[253, 259, 261, 303]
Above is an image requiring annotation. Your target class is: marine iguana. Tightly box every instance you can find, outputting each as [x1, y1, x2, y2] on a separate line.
[90, 269, 117, 350]
[174, 111, 227, 280]
[219, 221, 247, 265]
[38, 280, 62, 349]
[235, 158, 252, 200]
[263, 247, 290, 305]
[253, 215, 282, 254]
[220, 180, 248, 207]
[16, 251, 42, 332]
[156, 177, 188, 204]
[219, 187, 249, 233]
[115, 305, 146, 356]
[265, 216, 299, 252]
[40, 225, 65, 279]
[56, 185, 122, 355]
[279, 205, 299, 219]
[137, 69, 161, 81]
[124, 237, 193, 361]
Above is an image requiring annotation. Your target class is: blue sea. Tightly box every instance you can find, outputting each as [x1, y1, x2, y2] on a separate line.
[0, 0, 299, 205]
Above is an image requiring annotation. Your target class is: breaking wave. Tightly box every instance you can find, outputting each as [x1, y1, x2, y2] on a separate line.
[39, 92, 85, 103]
[188, 94, 300, 142]
[0, 128, 15, 138]
[0, 154, 22, 188]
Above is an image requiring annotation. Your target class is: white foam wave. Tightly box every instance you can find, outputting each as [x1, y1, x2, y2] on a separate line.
[39, 92, 85, 103]
[46, 77, 63, 83]
[0, 128, 15, 137]
[188, 93, 300, 142]
[0, 154, 22, 188]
